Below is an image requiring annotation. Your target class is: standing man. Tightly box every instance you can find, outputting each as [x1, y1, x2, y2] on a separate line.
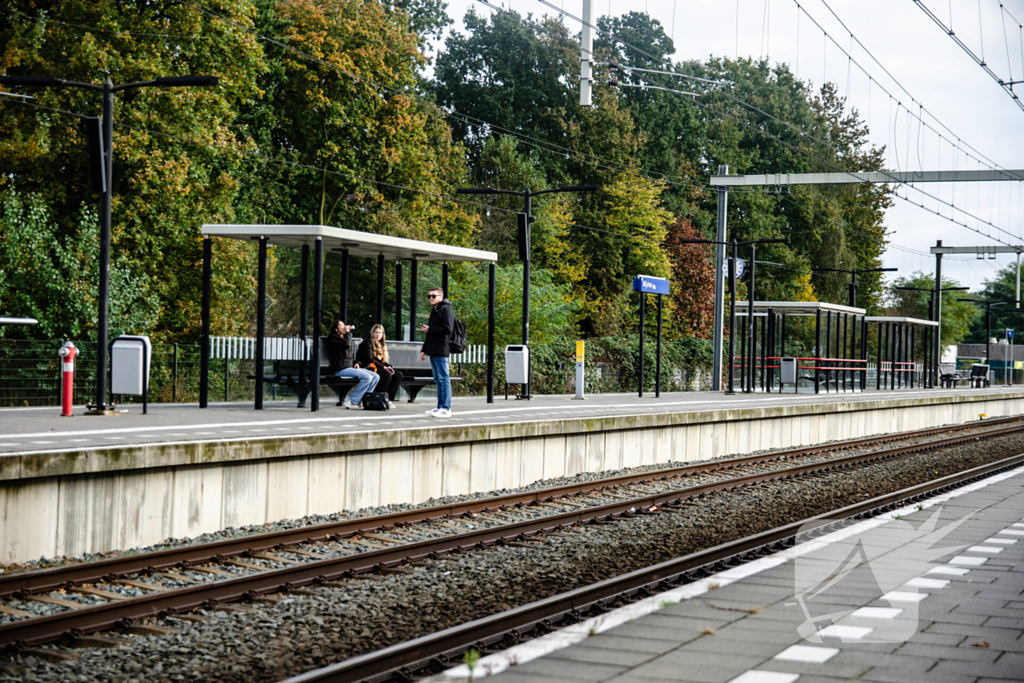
[420, 287, 454, 417]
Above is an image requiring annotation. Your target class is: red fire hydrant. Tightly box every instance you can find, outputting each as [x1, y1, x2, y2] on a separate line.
[58, 342, 78, 417]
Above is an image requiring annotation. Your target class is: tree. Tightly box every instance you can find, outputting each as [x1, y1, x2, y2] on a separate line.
[965, 263, 1024, 343]
[665, 219, 715, 339]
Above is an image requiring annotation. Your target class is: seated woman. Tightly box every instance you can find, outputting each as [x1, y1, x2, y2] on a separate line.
[357, 323, 404, 408]
[325, 320, 379, 409]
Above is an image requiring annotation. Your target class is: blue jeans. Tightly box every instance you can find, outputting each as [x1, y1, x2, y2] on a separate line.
[335, 367, 380, 404]
[428, 355, 451, 410]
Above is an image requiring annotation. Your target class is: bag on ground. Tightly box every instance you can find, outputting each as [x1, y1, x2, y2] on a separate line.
[361, 392, 390, 411]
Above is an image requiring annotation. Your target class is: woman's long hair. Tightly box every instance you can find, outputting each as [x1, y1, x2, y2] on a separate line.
[370, 323, 389, 363]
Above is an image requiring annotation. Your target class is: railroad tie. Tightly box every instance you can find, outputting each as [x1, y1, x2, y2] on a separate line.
[0, 604, 33, 617]
[27, 595, 82, 609]
[114, 579, 169, 592]
[68, 586, 129, 601]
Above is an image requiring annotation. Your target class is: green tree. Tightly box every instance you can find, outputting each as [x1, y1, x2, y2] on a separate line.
[965, 263, 1024, 342]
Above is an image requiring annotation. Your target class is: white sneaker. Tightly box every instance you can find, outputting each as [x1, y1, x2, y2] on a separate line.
[425, 408, 437, 415]
[342, 399, 356, 410]
[387, 401, 395, 409]
[432, 408, 451, 418]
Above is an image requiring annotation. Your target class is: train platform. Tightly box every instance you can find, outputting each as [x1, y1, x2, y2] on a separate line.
[0, 386, 1021, 457]
[437, 465, 1024, 683]
[4, 386, 1024, 565]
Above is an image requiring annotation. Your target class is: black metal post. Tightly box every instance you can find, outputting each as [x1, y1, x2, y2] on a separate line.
[860, 317, 868, 391]
[814, 309, 821, 394]
[876, 320, 883, 390]
[311, 237, 324, 412]
[890, 323, 897, 390]
[442, 262, 449, 298]
[487, 262, 496, 404]
[911, 327, 916, 387]
[726, 241, 738, 394]
[842, 313, 849, 392]
[395, 262, 403, 340]
[639, 292, 646, 398]
[172, 342, 178, 403]
[410, 259, 418, 340]
[934, 241, 943, 388]
[255, 236, 268, 410]
[986, 304, 992, 365]
[766, 309, 775, 392]
[746, 244, 756, 394]
[656, 294, 663, 398]
[339, 249, 349, 323]
[824, 312, 832, 393]
[199, 237, 212, 408]
[759, 314, 766, 391]
[740, 314, 747, 391]
[522, 190, 533, 399]
[299, 244, 309, 407]
[94, 78, 114, 411]
[376, 254, 385, 325]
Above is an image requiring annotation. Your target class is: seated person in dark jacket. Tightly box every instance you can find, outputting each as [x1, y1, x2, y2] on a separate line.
[325, 320, 379, 409]
[356, 324, 403, 408]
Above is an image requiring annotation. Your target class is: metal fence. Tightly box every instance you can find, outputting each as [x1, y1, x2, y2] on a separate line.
[0, 338, 490, 407]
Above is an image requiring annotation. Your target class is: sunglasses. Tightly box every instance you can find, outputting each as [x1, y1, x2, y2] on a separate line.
[428, 294, 441, 299]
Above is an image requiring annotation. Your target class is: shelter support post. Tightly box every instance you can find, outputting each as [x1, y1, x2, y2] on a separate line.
[766, 309, 775, 392]
[255, 236, 268, 410]
[395, 262, 403, 341]
[824, 312, 832, 393]
[442, 262, 449, 298]
[311, 237, 324, 412]
[487, 263, 496, 404]
[200, 237, 212, 409]
[911, 327, 916, 387]
[860, 317, 868, 391]
[375, 254, 385, 325]
[339, 249, 349, 323]
[746, 244, 756, 393]
[299, 244, 309, 407]
[726, 241, 737, 394]
[410, 259, 418, 340]
[814, 309, 821, 394]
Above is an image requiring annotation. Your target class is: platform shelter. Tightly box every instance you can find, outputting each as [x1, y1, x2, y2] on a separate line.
[865, 316, 938, 390]
[733, 301, 867, 393]
[198, 224, 498, 411]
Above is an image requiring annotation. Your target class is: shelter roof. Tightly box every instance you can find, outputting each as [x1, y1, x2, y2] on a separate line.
[733, 301, 866, 316]
[201, 224, 498, 263]
[864, 316, 939, 327]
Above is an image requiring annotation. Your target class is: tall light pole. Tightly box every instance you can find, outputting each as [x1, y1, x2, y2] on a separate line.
[0, 74, 218, 413]
[456, 184, 598, 399]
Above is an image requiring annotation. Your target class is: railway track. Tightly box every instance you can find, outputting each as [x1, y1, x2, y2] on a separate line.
[286, 452, 1024, 683]
[2, 415, 1023, 654]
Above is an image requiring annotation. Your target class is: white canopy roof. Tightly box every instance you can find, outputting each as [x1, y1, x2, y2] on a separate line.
[201, 224, 497, 263]
[865, 316, 939, 327]
[733, 301, 866, 316]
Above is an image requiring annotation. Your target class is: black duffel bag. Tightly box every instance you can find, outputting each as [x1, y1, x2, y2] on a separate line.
[361, 392, 390, 411]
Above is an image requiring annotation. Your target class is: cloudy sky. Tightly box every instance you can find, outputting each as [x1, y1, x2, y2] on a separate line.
[435, 0, 1024, 293]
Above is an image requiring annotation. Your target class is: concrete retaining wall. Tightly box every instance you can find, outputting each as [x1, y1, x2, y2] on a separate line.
[2, 392, 1023, 563]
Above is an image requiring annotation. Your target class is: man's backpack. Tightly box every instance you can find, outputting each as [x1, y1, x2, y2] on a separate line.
[449, 317, 469, 355]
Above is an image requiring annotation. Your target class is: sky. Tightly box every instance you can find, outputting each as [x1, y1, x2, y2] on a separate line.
[433, 0, 1024, 294]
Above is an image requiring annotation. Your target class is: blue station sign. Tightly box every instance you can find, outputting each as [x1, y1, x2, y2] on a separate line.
[633, 275, 670, 295]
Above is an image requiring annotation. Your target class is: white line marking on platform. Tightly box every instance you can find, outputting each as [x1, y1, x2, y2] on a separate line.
[966, 545, 1004, 554]
[819, 625, 873, 640]
[774, 645, 839, 663]
[1011, 523, 1024, 528]
[985, 538, 1017, 544]
[904, 577, 950, 589]
[928, 566, 970, 576]
[29, 441, 55, 444]
[851, 607, 903, 619]
[728, 672, 799, 683]
[883, 591, 928, 603]
[948, 555, 987, 566]
[429, 467, 1024, 681]
[997, 529, 1024, 536]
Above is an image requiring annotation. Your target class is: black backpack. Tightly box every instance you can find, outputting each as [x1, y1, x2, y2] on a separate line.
[449, 317, 468, 354]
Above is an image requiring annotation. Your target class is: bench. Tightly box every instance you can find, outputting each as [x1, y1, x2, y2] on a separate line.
[969, 363, 990, 388]
[259, 338, 460, 405]
[939, 362, 969, 388]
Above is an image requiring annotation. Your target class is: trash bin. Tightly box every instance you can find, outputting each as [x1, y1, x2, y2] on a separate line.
[505, 345, 530, 384]
[780, 357, 797, 386]
[111, 336, 152, 409]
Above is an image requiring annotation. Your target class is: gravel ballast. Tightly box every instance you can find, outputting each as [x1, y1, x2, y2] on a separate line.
[4, 428, 1024, 683]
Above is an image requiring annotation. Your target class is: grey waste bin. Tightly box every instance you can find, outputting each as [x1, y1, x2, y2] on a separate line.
[505, 345, 530, 384]
[780, 357, 797, 386]
[112, 335, 152, 412]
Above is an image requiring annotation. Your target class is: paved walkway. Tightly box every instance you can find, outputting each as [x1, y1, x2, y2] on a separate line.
[436, 466, 1024, 683]
[0, 387, 1017, 457]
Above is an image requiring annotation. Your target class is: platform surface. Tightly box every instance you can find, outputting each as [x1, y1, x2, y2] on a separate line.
[448, 466, 1024, 683]
[1, 386, 1022, 458]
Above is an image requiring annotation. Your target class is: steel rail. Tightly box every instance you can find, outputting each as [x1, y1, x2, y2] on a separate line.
[3, 418, 1024, 649]
[286, 453, 1024, 683]
[4, 415, 1019, 600]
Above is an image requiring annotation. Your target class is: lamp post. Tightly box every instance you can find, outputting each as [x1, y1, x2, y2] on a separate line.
[812, 267, 897, 308]
[895, 285, 968, 387]
[676, 237, 787, 393]
[455, 184, 598, 399]
[959, 297, 1018, 377]
[0, 74, 219, 413]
